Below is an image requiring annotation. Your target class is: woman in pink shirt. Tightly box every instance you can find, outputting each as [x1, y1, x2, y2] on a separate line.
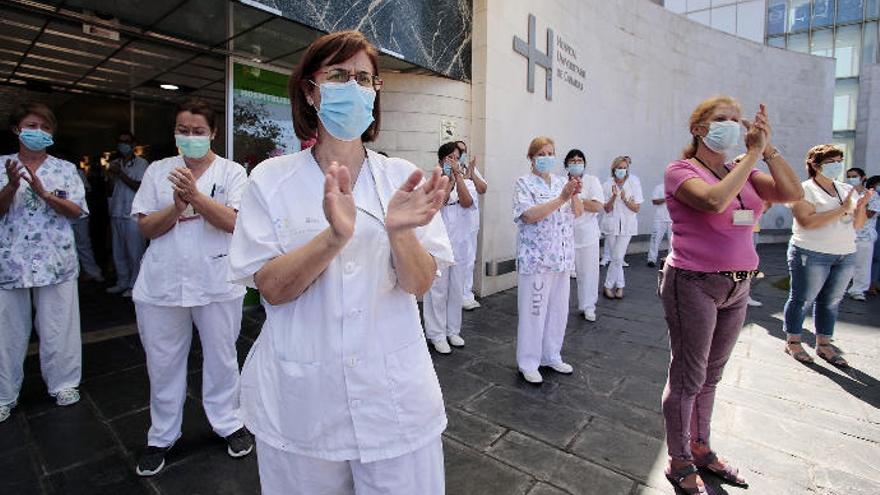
[660, 96, 802, 494]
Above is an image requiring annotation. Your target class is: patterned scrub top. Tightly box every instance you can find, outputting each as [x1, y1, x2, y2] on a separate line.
[513, 173, 575, 275]
[0, 154, 87, 289]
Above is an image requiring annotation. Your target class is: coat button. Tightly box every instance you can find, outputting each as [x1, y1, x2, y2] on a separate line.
[346, 357, 358, 368]
[344, 262, 355, 274]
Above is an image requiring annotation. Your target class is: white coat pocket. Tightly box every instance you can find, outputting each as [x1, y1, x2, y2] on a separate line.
[274, 359, 325, 444]
[385, 339, 445, 430]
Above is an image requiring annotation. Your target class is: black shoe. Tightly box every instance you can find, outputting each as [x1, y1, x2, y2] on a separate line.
[226, 427, 254, 458]
[647, 261, 656, 268]
[136, 445, 170, 476]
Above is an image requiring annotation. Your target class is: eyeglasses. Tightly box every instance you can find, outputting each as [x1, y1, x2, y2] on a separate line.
[313, 68, 383, 91]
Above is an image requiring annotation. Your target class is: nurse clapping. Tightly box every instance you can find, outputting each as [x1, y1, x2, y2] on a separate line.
[228, 31, 453, 495]
[513, 137, 583, 384]
[131, 98, 251, 477]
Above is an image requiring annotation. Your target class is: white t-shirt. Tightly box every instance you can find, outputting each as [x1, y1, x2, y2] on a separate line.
[651, 183, 671, 224]
[855, 192, 880, 243]
[600, 175, 643, 236]
[573, 174, 603, 248]
[109, 155, 149, 218]
[790, 179, 857, 255]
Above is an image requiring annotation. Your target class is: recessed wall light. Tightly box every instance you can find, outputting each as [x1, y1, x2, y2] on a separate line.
[159, 83, 179, 90]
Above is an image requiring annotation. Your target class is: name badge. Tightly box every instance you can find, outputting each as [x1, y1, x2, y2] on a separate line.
[732, 209, 755, 226]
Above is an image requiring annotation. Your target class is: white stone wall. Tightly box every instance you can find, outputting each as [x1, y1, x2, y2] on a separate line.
[371, 72, 472, 172]
[472, 0, 835, 296]
[854, 63, 880, 174]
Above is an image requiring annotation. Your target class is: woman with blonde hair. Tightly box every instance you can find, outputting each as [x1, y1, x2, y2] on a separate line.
[512, 137, 583, 384]
[601, 155, 642, 298]
[659, 96, 802, 493]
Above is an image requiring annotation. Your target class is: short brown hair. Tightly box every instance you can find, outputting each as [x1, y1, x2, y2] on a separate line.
[805, 144, 844, 177]
[527, 136, 555, 158]
[175, 98, 217, 132]
[683, 95, 741, 159]
[289, 30, 381, 142]
[9, 102, 57, 132]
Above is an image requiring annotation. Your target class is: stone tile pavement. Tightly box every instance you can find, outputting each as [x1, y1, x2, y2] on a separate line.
[2, 244, 878, 494]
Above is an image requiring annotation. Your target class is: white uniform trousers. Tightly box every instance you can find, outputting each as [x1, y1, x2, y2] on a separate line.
[516, 271, 570, 373]
[601, 237, 611, 263]
[423, 239, 468, 340]
[574, 243, 600, 313]
[111, 217, 146, 289]
[604, 234, 632, 289]
[72, 217, 103, 279]
[136, 297, 244, 447]
[0, 280, 81, 405]
[462, 232, 478, 301]
[647, 220, 672, 264]
[256, 435, 444, 495]
[849, 240, 874, 295]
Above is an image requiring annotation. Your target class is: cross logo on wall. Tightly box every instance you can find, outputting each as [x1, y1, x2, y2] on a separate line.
[513, 14, 554, 101]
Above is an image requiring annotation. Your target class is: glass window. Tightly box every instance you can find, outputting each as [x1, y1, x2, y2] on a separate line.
[811, 28, 834, 57]
[688, 0, 711, 10]
[864, 21, 879, 64]
[711, 5, 737, 34]
[666, 0, 687, 13]
[832, 136, 855, 168]
[790, 0, 812, 31]
[833, 79, 859, 131]
[812, 0, 836, 27]
[789, 32, 810, 51]
[768, 35, 787, 47]
[768, 0, 788, 35]
[869, 0, 879, 18]
[837, 0, 864, 22]
[835, 25, 862, 77]
[738, 1, 766, 42]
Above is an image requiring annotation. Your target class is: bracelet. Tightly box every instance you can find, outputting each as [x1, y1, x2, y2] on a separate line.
[763, 150, 780, 162]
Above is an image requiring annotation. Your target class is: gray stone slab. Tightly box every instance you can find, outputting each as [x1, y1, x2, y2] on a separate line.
[526, 482, 570, 495]
[444, 438, 533, 495]
[488, 431, 634, 495]
[609, 377, 664, 413]
[444, 406, 506, 450]
[466, 387, 590, 446]
[434, 366, 492, 406]
[814, 465, 880, 495]
[570, 417, 665, 483]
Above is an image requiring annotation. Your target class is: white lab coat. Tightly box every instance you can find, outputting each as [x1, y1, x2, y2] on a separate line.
[573, 175, 603, 313]
[648, 183, 672, 264]
[228, 149, 454, 464]
[601, 175, 643, 289]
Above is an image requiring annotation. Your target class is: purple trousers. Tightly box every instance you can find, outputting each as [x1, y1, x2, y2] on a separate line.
[659, 265, 750, 460]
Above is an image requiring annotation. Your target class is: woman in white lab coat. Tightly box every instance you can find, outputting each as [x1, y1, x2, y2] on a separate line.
[564, 149, 604, 322]
[228, 31, 453, 495]
[601, 156, 643, 299]
[424, 141, 473, 354]
[131, 98, 251, 477]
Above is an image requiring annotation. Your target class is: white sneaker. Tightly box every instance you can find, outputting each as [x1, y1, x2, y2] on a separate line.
[431, 338, 452, 354]
[105, 285, 126, 294]
[520, 369, 543, 384]
[622, 260, 629, 267]
[0, 401, 16, 422]
[850, 292, 866, 301]
[599, 259, 610, 267]
[746, 296, 763, 307]
[462, 299, 481, 310]
[584, 310, 596, 322]
[55, 388, 80, 406]
[545, 362, 574, 374]
[122, 289, 133, 298]
[448, 335, 465, 347]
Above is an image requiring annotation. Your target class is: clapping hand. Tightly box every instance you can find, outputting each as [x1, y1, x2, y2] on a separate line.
[4, 159, 21, 190]
[386, 167, 448, 233]
[560, 177, 581, 201]
[856, 188, 874, 211]
[323, 162, 356, 244]
[20, 165, 47, 199]
[744, 104, 771, 154]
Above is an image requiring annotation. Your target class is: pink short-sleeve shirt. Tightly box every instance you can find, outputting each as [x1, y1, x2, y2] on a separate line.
[664, 159, 764, 272]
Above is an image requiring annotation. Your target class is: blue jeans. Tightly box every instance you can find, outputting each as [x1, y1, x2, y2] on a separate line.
[783, 244, 855, 337]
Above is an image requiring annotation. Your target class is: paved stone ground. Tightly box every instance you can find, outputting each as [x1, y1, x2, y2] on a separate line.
[2, 244, 878, 494]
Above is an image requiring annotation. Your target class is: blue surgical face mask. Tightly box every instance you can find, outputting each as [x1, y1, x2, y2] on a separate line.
[117, 143, 132, 155]
[845, 177, 862, 187]
[567, 163, 585, 177]
[175, 135, 212, 159]
[314, 80, 376, 142]
[702, 121, 741, 154]
[534, 155, 555, 173]
[442, 163, 452, 176]
[19, 128, 54, 151]
[820, 161, 844, 180]
[459, 152, 468, 166]
[614, 167, 628, 180]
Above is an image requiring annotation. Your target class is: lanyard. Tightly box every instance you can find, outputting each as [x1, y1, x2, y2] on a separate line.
[694, 157, 746, 210]
[812, 179, 842, 205]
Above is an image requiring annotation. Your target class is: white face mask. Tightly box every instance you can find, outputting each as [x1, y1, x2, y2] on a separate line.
[702, 121, 741, 153]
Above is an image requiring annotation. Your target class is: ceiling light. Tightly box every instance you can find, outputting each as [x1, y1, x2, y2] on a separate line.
[159, 83, 179, 91]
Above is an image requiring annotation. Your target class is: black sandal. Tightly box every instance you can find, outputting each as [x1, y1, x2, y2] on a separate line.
[665, 464, 709, 494]
[816, 343, 848, 367]
[694, 450, 748, 487]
